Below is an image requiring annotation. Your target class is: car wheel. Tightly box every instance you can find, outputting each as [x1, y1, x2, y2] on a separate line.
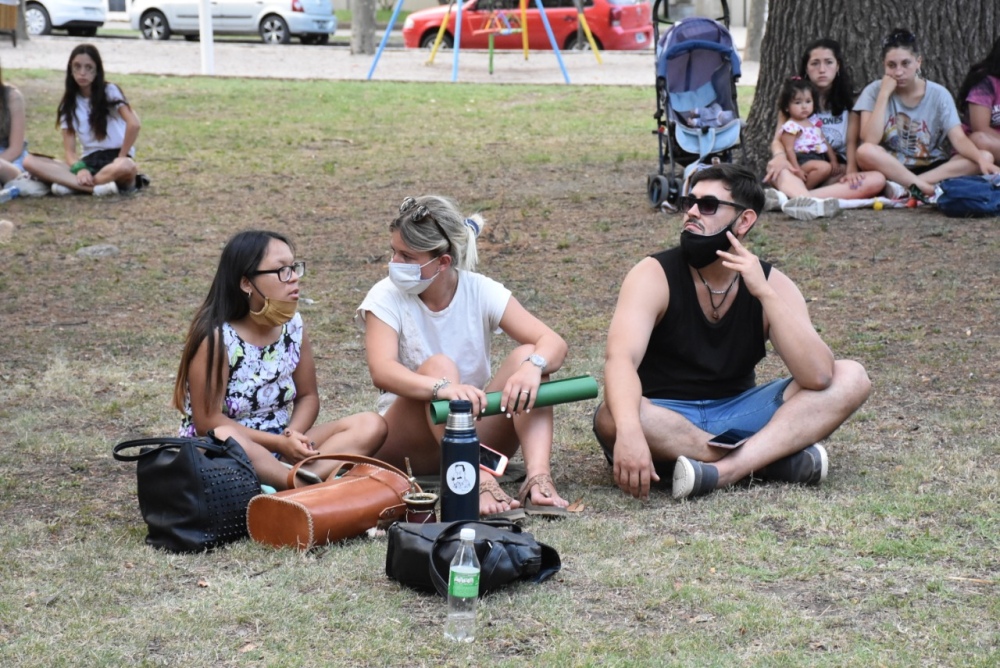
[564, 32, 602, 51]
[420, 31, 452, 50]
[24, 3, 52, 36]
[260, 15, 290, 44]
[140, 10, 171, 40]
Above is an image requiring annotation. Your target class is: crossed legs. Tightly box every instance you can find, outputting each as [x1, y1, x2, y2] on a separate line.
[24, 153, 137, 193]
[595, 360, 871, 493]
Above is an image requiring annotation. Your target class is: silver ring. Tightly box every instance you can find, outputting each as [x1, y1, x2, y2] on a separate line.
[521, 391, 529, 395]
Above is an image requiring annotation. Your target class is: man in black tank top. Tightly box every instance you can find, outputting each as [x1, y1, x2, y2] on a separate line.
[594, 164, 871, 501]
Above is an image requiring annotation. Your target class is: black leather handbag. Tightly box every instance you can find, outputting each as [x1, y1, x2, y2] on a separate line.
[385, 519, 561, 597]
[113, 433, 261, 553]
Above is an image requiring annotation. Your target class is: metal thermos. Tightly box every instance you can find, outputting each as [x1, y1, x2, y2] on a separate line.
[440, 399, 479, 522]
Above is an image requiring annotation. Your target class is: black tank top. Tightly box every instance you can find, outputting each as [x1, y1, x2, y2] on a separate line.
[637, 247, 771, 401]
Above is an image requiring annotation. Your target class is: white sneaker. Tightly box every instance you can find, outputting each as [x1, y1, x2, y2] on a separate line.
[51, 183, 75, 196]
[782, 196, 841, 221]
[763, 188, 789, 212]
[92, 181, 119, 197]
[882, 180, 908, 200]
[8, 173, 50, 198]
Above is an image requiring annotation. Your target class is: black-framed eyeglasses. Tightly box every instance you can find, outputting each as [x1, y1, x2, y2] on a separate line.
[399, 196, 451, 253]
[677, 195, 746, 216]
[882, 29, 916, 50]
[251, 261, 306, 283]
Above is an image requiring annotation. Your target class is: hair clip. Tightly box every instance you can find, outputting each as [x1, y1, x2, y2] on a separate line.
[464, 217, 480, 236]
[790, 75, 802, 81]
[399, 196, 417, 214]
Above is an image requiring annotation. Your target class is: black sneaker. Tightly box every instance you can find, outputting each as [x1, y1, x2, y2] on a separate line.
[758, 444, 828, 485]
[672, 456, 719, 499]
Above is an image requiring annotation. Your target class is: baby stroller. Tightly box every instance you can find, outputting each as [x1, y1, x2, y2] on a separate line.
[647, 0, 742, 209]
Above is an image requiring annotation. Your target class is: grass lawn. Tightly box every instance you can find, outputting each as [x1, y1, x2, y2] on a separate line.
[0, 71, 997, 666]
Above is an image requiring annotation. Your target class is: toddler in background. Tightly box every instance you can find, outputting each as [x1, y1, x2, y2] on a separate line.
[778, 77, 839, 189]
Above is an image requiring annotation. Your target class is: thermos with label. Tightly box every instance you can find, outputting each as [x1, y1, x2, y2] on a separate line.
[440, 399, 479, 522]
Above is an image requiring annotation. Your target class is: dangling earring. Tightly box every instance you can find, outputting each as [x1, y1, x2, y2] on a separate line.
[247, 290, 252, 300]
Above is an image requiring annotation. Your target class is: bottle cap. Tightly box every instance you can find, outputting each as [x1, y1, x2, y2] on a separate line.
[449, 399, 473, 414]
[460, 528, 475, 541]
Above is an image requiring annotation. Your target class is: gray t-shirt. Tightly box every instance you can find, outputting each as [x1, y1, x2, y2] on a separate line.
[854, 79, 960, 167]
[813, 107, 848, 158]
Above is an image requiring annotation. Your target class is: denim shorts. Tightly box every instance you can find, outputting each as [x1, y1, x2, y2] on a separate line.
[648, 377, 793, 436]
[0, 144, 27, 170]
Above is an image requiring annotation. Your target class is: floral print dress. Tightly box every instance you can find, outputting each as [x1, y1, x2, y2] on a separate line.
[179, 313, 303, 437]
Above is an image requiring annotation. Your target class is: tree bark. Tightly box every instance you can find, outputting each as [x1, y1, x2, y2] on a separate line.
[743, 0, 765, 62]
[743, 0, 1000, 174]
[351, 0, 377, 55]
[17, 2, 29, 43]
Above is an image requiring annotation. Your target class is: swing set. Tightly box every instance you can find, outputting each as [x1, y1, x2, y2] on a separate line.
[367, 0, 602, 83]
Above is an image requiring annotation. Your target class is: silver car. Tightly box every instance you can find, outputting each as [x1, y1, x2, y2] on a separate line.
[25, 0, 106, 36]
[129, 0, 337, 44]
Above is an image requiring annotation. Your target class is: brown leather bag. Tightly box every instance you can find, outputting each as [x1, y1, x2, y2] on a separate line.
[247, 454, 417, 550]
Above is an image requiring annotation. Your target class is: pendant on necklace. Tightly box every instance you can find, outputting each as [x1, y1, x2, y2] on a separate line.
[711, 310, 720, 320]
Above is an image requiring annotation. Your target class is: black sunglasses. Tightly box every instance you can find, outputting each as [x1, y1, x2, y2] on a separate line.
[677, 195, 746, 216]
[399, 197, 451, 253]
[250, 261, 305, 283]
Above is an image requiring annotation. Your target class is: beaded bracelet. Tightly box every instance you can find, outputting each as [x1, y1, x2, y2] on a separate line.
[431, 378, 450, 400]
[69, 160, 88, 174]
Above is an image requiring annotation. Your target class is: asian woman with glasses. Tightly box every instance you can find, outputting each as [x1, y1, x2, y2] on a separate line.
[173, 230, 387, 490]
[855, 28, 999, 201]
[356, 195, 571, 518]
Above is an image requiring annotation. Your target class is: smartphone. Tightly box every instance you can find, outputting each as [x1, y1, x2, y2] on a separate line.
[479, 443, 509, 477]
[707, 428, 754, 449]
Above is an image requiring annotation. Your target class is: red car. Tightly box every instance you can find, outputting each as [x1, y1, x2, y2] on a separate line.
[402, 0, 652, 51]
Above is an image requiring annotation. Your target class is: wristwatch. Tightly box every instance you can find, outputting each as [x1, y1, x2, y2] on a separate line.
[524, 354, 547, 371]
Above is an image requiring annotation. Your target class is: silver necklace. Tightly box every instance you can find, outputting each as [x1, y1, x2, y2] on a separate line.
[695, 269, 739, 320]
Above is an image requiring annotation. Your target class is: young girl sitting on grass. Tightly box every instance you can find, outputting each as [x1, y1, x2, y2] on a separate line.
[778, 77, 840, 190]
[24, 44, 142, 197]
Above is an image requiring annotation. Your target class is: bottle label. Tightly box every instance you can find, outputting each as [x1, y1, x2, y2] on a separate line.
[449, 567, 480, 598]
[445, 461, 476, 496]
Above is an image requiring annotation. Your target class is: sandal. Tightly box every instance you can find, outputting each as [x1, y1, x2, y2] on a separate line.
[480, 475, 526, 521]
[518, 473, 568, 519]
[908, 184, 932, 205]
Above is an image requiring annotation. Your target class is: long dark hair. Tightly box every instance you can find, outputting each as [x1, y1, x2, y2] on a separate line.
[57, 44, 126, 140]
[0, 61, 9, 142]
[798, 38, 854, 116]
[957, 36, 1000, 118]
[172, 230, 294, 413]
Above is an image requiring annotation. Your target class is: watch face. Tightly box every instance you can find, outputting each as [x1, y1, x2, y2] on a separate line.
[528, 354, 546, 368]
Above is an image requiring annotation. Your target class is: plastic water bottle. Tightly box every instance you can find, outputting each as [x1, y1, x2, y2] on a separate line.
[440, 399, 479, 522]
[0, 185, 20, 203]
[445, 527, 480, 642]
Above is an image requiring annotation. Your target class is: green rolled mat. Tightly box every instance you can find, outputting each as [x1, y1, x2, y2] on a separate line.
[430, 374, 599, 425]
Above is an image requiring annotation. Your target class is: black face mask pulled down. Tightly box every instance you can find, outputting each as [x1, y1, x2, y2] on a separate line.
[679, 219, 737, 269]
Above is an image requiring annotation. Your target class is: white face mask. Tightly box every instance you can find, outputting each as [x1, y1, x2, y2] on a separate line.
[388, 258, 441, 295]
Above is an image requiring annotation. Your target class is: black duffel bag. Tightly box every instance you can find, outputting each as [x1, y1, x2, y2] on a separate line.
[386, 519, 561, 597]
[113, 433, 261, 553]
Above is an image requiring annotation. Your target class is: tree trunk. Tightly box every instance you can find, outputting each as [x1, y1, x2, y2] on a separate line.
[351, 0, 377, 55]
[743, 0, 764, 62]
[17, 2, 29, 42]
[743, 0, 1000, 174]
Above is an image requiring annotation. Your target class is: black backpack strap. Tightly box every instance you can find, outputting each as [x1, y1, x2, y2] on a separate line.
[428, 520, 520, 597]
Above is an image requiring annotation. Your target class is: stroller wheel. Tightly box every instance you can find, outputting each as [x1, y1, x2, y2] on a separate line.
[666, 177, 682, 207]
[647, 174, 670, 208]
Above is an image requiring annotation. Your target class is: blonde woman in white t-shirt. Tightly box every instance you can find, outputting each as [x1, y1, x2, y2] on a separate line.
[24, 44, 140, 197]
[357, 195, 570, 517]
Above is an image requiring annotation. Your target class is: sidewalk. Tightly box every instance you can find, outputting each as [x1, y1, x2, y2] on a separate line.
[4, 27, 757, 87]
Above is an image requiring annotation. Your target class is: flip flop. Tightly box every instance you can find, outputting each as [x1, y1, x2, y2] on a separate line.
[479, 474, 524, 520]
[281, 461, 323, 486]
[518, 473, 569, 519]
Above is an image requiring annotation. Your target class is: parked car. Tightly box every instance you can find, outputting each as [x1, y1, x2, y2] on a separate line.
[129, 0, 337, 44]
[25, 0, 106, 36]
[402, 0, 652, 51]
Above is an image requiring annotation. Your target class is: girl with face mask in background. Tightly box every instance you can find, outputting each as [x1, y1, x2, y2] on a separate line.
[357, 196, 570, 518]
[174, 230, 387, 490]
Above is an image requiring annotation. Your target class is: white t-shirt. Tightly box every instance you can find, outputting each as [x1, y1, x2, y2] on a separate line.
[356, 271, 512, 413]
[854, 79, 960, 167]
[59, 83, 134, 158]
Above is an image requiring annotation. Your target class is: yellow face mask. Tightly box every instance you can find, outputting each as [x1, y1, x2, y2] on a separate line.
[248, 296, 297, 327]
